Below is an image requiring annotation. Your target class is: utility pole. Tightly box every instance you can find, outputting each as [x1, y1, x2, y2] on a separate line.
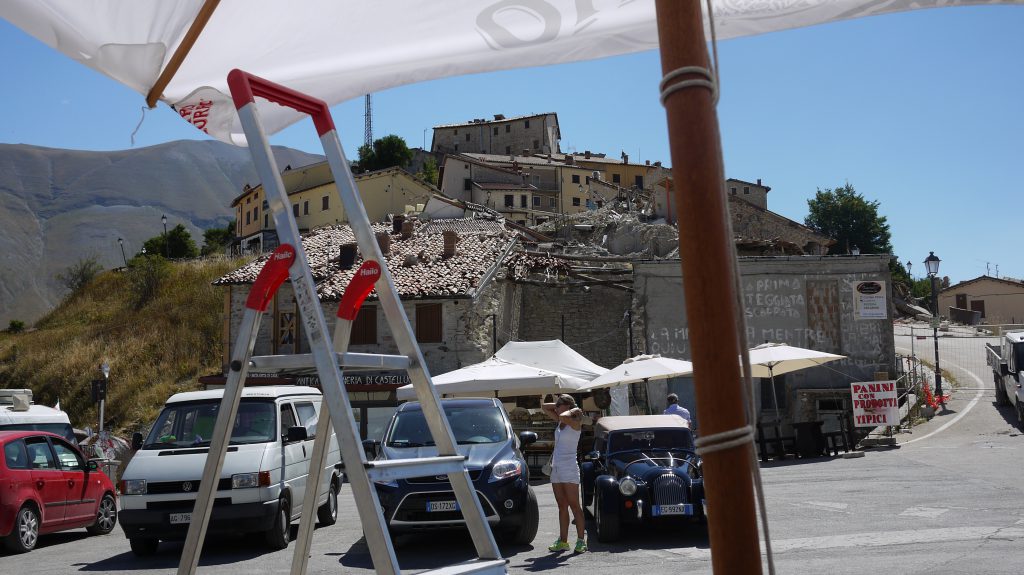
[364, 94, 373, 148]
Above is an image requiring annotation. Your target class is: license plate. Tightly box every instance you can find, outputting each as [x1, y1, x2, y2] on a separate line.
[652, 504, 692, 516]
[426, 500, 459, 512]
[169, 512, 191, 524]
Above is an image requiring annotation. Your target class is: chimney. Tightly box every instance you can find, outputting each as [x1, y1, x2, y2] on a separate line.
[566, 155, 574, 165]
[645, 160, 650, 166]
[442, 230, 461, 258]
[494, 114, 505, 120]
[339, 242, 358, 270]
[585, 150, 591, 159]
[392, 214, 406, 234]
[375, 232, 391, 255]
[401, 219, 415, 239]
[757, 178, 762, 186]
[621, 153, 628, 164]
[654, 161, 662, 167]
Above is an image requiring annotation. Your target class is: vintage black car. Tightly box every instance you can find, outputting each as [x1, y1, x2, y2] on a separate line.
[581, 415, 706, 542]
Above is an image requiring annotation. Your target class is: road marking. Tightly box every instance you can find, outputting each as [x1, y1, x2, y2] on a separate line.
[894, 349, 987, 446]
[799, 501, 849, 512]
[899, 506, 949, 519]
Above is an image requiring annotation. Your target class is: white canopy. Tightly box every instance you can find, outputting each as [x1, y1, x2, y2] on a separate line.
[395, 356, 586, 400]
[746, 342, 846, 378]
[494, 340, 607, 383]
[4, 1, 1014, 145]
[578, 354, 694, 392]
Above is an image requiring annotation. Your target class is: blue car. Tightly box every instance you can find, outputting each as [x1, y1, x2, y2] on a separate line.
[365, 398, 539, 545]
[581, 415, 706, 542]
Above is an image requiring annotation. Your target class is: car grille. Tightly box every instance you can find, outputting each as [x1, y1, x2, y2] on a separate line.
[651, 474, 686, 505]
[407, 470, 483, 484]
[146, 479, 233, 494]
[147, 498, 231, 510]
[392, 491, 496, 523]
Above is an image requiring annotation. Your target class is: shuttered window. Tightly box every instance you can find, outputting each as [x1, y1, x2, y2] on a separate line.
[415, 303, 443, 343]
[350, 306, 377, 345]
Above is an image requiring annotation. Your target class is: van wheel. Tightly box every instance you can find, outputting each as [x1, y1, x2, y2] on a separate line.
[129, 537, 159, 556]
[317, 479, 339, 526]
[4, 505, 39, 553]
[265, 496, 291, 550]
[87, 493, 118, 535]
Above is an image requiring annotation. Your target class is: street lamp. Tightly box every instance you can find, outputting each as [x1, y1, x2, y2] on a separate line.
[923, 251, 943, 404]
[906, 260, 912, 278]
[117, 238, 127, 267]
[99, 362, 109, 433]
[161, 214, 169, 258]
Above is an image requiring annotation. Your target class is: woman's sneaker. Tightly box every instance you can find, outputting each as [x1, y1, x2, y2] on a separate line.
[548, 539, 570, 552]
[574, 538, 588, 553]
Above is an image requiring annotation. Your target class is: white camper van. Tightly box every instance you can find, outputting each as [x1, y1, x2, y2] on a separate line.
[0, 389, 76, 443]
[118, 386, 342, 556]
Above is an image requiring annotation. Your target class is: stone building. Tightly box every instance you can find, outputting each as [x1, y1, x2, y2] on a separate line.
[431, 113, 560, 156]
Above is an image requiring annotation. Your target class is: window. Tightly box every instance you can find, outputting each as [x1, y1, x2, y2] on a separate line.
[246, 196, 251, 204]
[572, 197, 581, 207]
[454, 143, 458, 151]
[612, 174, 621, 184]
[505, 124, 510, 133]
[504, 194, 514, 207]
[517, 220, 527, 226]
[264, 214, 269, 228]
[533, 139, 539, 149]
[744, 186, 750, 194]
[246, 211, 250, 225]
[253, 206, 259, 221]
[454, 129, 458, 135]
[533, 196, 541, 207]
[4, 440, 28, 470]
[571, 174, 580, 184]
[322, 196, 329, 210]
[505, 145, 511, 154]
[303, 201, 309, 215]
[635, 175, 643, 188]
[493, 127, 499, 135]
[730, 187, 737, 195]
[464, 178, 472, 191]
[25, 438, 56, 470]
[293, 204, 299, 217]
[263, 199, 268, 209]
[520, 195, 527, 208]
[350, 305, 377, 345]
[280, 403, 298, 437]
[585, 176, 590, 184]
[524, 120, 530, 128]
[465, 133, 471, 141]
[415, 303, 443, 343]
[597, 200, 604, 208]
[549, 197, 556, 208]
[294, 402, 318, 432]
[52, 440, 83, 470]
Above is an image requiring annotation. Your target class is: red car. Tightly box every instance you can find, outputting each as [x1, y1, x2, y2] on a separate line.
[0, 430, 118, 553]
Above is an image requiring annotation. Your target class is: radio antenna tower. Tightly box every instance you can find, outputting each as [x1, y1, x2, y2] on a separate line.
[364, 94, 373, 148]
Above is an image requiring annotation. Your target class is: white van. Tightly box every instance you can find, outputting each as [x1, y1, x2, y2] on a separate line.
[118, 386, 341, 556]
[0, 389, 76, 443]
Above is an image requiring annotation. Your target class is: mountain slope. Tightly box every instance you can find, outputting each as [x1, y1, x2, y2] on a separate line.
[0, 140, 322, 325]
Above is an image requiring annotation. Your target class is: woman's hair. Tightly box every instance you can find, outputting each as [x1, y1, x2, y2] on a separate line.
[555, 394, 576, 408]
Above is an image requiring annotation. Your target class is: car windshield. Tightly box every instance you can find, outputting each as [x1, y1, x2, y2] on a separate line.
[387, 404, 508, 447]
[607, 429, 694, 453]
[0, 423, 77, 444]
[143, 399, 276, 449]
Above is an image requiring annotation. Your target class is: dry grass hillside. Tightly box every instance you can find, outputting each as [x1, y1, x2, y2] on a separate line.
[0, 255, 251, 435]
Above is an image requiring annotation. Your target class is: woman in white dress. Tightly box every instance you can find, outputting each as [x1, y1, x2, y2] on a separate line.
[541, 394, 587, 553]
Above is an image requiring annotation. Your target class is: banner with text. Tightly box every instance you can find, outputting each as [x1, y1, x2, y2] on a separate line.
[851, 380, 899, 427]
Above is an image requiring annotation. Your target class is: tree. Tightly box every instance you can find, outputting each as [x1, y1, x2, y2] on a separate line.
[418, 157, 439, 186]
[804, 183, 892, 256]
[356, 134, 413, 172]
[142, 224, 199, 259]
[201, 220, 235, 256]
[5, 320, 25, 334]
[57, 256, 103, 293]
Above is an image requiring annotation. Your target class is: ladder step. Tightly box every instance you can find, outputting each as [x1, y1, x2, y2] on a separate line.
[415, 559, 508, 575]
[365, 455, 468, 483]
[248, 351, 411, 372]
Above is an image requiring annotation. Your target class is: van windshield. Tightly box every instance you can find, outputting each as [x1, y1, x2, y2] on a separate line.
[387, 405, 508, 447]
[0, 423, 76, 444]
[143, 400, 276, 449]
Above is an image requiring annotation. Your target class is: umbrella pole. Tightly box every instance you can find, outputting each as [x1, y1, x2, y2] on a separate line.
[769, 368, 784, 458]
[655, 3, 761, 574]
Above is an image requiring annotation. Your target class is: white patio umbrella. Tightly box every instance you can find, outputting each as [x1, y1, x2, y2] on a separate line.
[745, 342, 846, 418]
[395, 356, 587, 400]
[578, 354, 694, 392]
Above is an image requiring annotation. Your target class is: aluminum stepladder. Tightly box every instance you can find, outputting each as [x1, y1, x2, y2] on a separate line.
[176, 69, 506, 575]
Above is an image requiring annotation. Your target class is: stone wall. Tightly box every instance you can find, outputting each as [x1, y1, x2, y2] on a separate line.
[729, 196, 831, 255]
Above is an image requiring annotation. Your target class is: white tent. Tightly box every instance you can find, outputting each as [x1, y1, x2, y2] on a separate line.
[4, 1, 1012, 146]
[494, 340, 607, 382]
[395, 356, 586, 400]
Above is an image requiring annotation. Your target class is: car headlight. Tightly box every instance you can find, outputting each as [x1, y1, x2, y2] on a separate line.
[232, 473, 259, 489]
[489, 460, 522, 482]
[121, 479, 147, 495]
[619, 477, 638, 496]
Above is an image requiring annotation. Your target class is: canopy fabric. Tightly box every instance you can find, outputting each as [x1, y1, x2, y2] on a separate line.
[395, 356, 586, 400]
[494, 340, 607, 383]
[745, 342, 846, 378]
[4, 1, 1017, 145]
[595, 414, 690, 434]
[578, 354, 693, 392]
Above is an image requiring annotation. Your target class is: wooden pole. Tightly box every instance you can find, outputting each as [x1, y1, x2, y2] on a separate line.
[145, 0, 221, 108]
[654, 2, 762, 574]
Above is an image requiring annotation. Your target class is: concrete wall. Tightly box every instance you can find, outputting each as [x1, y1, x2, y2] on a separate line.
[633, 255, 895, 423]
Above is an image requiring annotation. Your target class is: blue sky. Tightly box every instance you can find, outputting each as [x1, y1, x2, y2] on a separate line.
[2, 5, 1022, 284]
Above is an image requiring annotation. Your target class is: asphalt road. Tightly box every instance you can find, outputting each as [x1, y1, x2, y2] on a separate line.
[4, 324, 1022, 574]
